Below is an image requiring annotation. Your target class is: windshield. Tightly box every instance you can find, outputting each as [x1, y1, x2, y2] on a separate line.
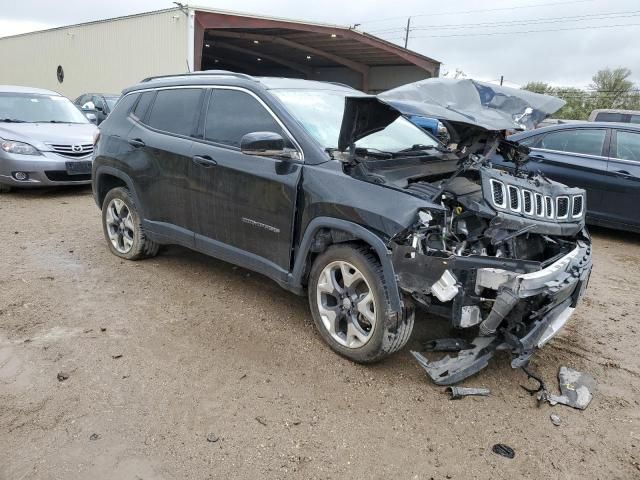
[272, 89, 439, 152]
[0, 92, 89, 123]
[105, 97, 119, 110]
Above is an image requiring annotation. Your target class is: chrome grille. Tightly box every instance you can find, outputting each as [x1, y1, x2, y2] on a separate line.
[572, 195, 584, 217]
[508, 186, 520, 211]
[491, 180, 506, 208]
[522, 190, 533, 215]
[556, 196, 569, 219]
[545, 196, 554, 218]
[535, 193, 544, 217]
[48, 143, 93, 158]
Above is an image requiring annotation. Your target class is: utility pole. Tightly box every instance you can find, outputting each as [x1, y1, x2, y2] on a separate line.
[404, 17, 412, 48]
[500, 75, 504, 86]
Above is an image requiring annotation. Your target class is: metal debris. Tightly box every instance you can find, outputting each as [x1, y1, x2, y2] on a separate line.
[492, 444, 515, 459]
[446, 386, 491, 399]
[546, 366, 596, 410]
[255, 416, 267, 426]
[206, 433, 219, 443]
[57, 372, 69, 382]
[89, 433, 100, 441]
[550, 414, 561, 426]
[423, 338, 472, 352]
[111, 354, 123, 359]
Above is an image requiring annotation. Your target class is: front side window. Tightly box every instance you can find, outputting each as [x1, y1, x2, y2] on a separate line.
[614, 131, 640, 161]
[146, 88, 203, 136]
[516, 135, 540, 147]
[204, 89, 285, 148]
[629, 115, 640, 124]
[540, 129, 606, 156]
[0, 92, 89, 124]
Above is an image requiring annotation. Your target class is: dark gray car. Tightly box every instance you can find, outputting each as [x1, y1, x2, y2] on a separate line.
[74, 93, 120, 125]
[493, 122, 640, 233]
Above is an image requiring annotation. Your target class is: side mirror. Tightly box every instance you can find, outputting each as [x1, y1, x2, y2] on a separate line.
[240, 131, 294, 158]
[82, 101, 96, 111]
[85, 112, 98, 124]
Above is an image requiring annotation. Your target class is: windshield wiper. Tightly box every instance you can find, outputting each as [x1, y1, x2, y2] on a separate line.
[398, 144, 437, 153]
[33, 120, 79, 124]
[0, 118, 26, 123]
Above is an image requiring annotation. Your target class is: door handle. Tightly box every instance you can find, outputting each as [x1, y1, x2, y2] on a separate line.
[192, 155, 217, 168]
[128, 138, 145, 148]
[613, 169, 634, 178]
[529, 153, 545, 160]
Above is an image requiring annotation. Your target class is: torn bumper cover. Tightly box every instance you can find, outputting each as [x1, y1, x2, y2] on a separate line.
[404, 240, 592, 385]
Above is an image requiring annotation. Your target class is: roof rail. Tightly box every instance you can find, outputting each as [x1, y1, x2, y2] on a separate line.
[141, 70, 255, 83]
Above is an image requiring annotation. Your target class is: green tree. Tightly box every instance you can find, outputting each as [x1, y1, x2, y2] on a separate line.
[590, 67, 633, 109]
[521, 81, 553, 95]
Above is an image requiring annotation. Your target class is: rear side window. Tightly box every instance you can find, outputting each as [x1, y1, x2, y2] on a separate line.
[105, 93, 138, 122]
[614, 131, 640, 161]
[540, 129, 606, 156]
[146, 88, 203, 136]
[132, 91, 155, 121]
[595, 112, 626, 122]
[204, 90, 286, 147]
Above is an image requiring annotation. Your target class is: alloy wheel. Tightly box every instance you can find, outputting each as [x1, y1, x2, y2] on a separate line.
[316, 260, 376, 348]
[105, 198, 135, 254]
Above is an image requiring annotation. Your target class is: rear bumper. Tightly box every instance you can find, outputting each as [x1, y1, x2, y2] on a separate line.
[0, 151, 92, 187]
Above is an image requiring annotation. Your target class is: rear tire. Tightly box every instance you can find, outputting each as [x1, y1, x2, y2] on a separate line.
[308, 244, 414, 363]
[101, 187, 159, 260]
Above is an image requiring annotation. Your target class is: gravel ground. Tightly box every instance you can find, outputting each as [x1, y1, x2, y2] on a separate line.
[1, 186, 639, 479]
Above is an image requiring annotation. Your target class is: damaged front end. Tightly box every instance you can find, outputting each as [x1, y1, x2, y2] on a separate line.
[392, 165, 592, 385]
[337, 78, 592, 384]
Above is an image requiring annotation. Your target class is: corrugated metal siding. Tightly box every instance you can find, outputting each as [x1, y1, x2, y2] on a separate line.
[0, 10, 188, 99]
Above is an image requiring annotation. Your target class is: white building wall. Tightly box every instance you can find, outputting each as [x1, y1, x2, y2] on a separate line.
[0, 9, 189, 99]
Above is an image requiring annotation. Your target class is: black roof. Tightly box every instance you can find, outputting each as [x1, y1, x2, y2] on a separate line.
[123, 70, 356, 95]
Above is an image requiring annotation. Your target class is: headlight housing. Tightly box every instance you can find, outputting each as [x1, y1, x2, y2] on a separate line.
[1, 140, 41, 156]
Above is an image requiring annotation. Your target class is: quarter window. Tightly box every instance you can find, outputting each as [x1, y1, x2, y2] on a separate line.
[146, 88, 203, 136]
[132, 91, 155, 121]
[629, 115, 640, 124]
[204, 89, 286, 148]
[540, 129, 606, 156]
[614, 131, 640, 161]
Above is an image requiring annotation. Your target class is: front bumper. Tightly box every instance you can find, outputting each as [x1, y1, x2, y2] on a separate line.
[0, 151, 92, 187]
[406, 239, 592, 385]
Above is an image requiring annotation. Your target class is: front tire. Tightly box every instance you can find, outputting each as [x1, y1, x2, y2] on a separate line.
[308, 244, 414, 363]
[101, 187, 159, 260]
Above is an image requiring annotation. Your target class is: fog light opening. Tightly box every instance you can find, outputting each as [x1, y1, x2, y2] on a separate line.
[13, 171, 29, 181]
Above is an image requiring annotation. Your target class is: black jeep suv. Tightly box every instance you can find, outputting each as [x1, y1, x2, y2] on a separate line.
[92, 72, 592, 383]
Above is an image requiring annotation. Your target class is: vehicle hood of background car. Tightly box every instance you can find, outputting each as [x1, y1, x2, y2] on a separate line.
[0, 123, 97, 151]
[338, 78, 565, 151]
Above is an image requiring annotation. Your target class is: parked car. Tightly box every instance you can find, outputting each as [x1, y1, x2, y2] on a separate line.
[407, 115, 450, 143]
[92, 73, 591, 384]
[74, 93, 120, 124]
[0, 85, 98, 192]
[493, 122, 640, 233]
[535, 118, 587, 129]
[588, 108, 640, 123]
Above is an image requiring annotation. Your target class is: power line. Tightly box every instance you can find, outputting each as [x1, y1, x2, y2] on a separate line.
[410, 10, 640, 31]
[409, 21, 640, 38]
[357, 0, 595, 25]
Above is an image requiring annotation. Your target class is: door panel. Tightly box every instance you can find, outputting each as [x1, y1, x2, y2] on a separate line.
[605, 130, 640, 228]
[189, 88, 302, 270]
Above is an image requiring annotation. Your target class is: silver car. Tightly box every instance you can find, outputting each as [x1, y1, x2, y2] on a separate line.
[0, 85, 98, 191]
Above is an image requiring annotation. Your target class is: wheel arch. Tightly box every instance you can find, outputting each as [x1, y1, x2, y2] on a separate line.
[289, 217, 403, 314]
[93, 166, 142, 212]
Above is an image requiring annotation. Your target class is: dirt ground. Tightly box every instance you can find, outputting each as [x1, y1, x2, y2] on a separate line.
[1, 186, 639, 480]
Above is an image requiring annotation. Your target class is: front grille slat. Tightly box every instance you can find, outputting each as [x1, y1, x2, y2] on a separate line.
[508, 186, 520, 211]
[572, 195, 584, 217]
[491, 180, 506, 208]
[47, 143, 93, 158]
[556, 196, 569, 218]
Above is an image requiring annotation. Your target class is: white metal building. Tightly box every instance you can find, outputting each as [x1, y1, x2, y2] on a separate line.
[0, 6, 441, 99]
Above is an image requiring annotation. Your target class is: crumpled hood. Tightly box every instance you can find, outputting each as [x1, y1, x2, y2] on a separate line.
[0, 123, 97, 151]
[338, 78, 565, 151]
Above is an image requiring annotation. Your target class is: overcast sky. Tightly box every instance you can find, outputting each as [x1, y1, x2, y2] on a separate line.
[2, 0, 639, 87]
